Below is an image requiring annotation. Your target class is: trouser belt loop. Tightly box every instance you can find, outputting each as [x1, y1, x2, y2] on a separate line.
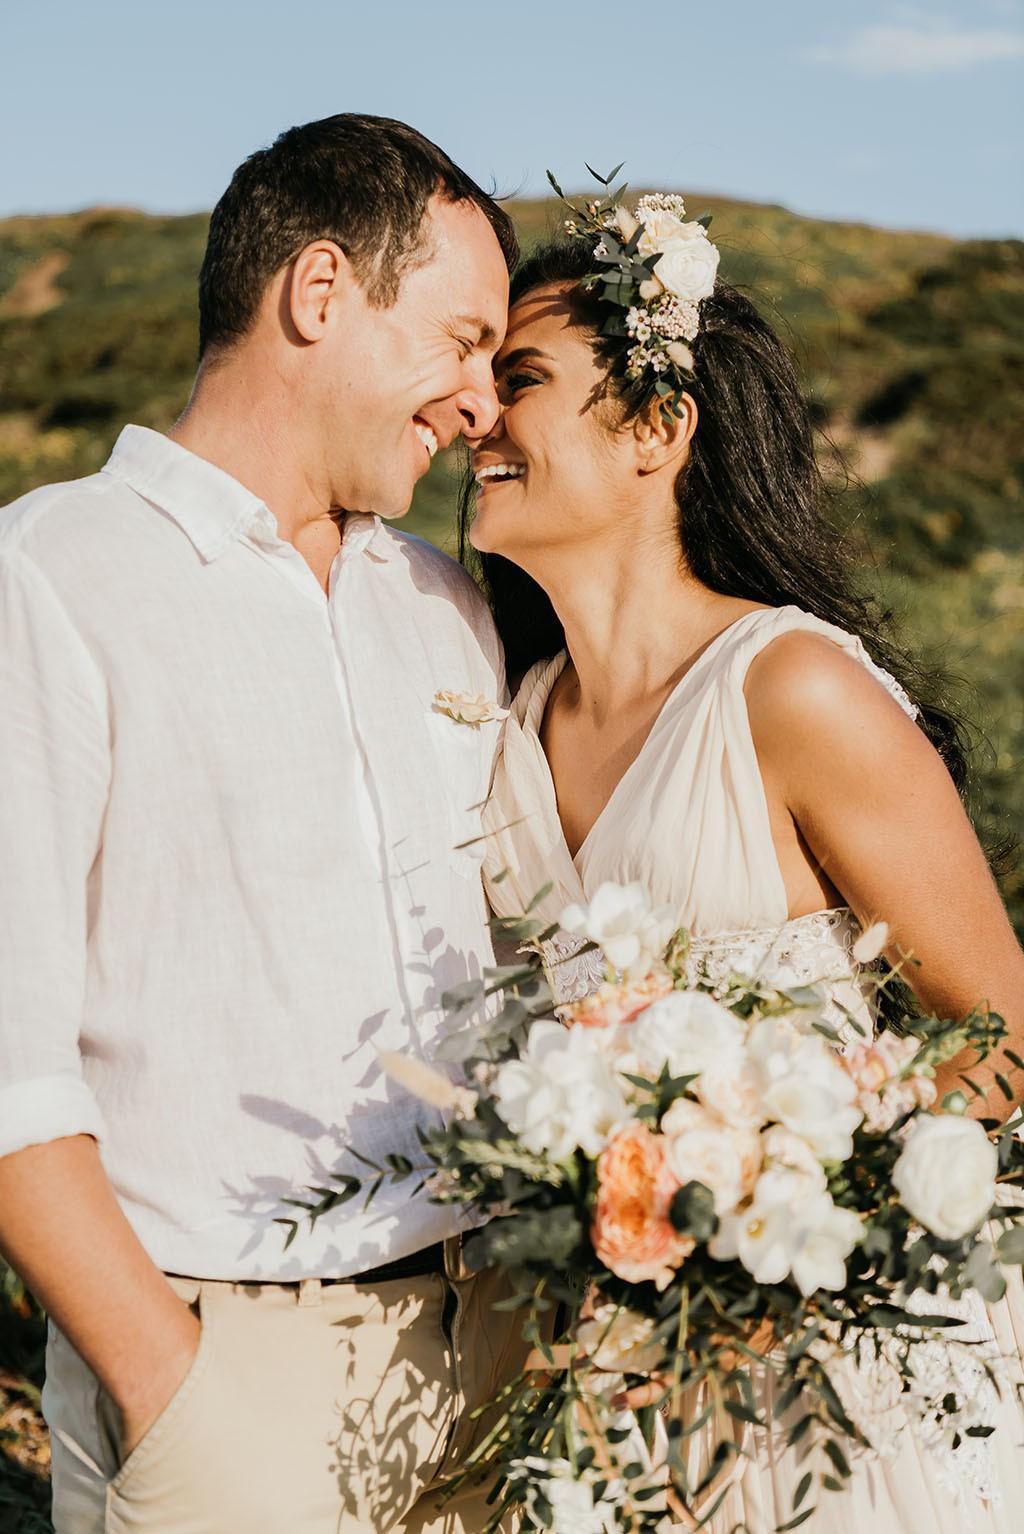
[297, 1277, 322, 1308]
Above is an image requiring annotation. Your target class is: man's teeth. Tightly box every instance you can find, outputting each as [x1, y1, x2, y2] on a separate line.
[414, 422, 439, 459]
[474, 463, 526, 484]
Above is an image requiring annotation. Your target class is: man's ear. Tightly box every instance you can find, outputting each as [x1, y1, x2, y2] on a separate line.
[286, 240, 355, 344]
[633, 391, 698, 477]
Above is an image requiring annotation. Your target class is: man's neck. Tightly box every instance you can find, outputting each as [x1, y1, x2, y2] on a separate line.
[169, 367, 342, 590]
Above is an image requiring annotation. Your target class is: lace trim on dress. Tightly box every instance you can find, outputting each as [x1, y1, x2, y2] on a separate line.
[540, 907, 863, 1010]
[858, 652, 920, 721]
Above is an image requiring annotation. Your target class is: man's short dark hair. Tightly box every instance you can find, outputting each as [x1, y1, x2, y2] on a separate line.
[197, 113, 518, 358]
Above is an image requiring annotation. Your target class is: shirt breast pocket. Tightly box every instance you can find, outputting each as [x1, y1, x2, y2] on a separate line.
[431, 716, 501, 882]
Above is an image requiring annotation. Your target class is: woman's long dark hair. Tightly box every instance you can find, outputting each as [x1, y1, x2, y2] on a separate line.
[459, 236, 971, 794]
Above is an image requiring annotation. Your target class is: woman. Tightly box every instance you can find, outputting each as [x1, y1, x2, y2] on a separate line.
[465, 202, 1024, 1529]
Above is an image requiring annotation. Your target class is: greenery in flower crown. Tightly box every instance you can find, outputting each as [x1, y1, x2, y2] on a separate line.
[546, 162, 721, 419]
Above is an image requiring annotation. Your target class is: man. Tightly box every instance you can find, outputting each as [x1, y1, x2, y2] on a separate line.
[0, 114, 519, 1533]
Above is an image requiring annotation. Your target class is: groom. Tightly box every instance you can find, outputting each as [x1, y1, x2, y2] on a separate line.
[0, 115, 520, 1532]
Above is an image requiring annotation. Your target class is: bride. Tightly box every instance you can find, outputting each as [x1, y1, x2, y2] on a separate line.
[465, 201, 1024, 1529]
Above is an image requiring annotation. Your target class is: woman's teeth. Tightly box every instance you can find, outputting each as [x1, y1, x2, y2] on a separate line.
[414, 421, 439, 459]
[474, 463, 526, 485]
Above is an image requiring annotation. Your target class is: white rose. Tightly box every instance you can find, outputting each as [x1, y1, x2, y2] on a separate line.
[697, 1056, 768, 1130]
[630, 991, 745, 1081]
[637, 212, 719, 303]
[637, 208, 689, 247]
[575, 1301, 665, 1374]
[893, 1114, 998, 1240]
[492, 1022, 630, 1162]
[665, 1123, 747, 1216]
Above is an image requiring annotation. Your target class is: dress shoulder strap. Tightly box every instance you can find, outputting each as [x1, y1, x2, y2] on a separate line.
[716, 606, 919, 721]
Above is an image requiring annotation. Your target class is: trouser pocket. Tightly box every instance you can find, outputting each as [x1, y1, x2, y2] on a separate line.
[94, 1279, 208, 1486]
[102, 1283, 218, 1532]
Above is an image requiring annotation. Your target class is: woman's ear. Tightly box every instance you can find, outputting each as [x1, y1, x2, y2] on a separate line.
[633, 391, 698, 477]
[285, 240, 355, 344]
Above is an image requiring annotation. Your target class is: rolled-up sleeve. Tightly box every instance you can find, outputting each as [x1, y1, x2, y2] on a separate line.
[0, 550, 110, 1157]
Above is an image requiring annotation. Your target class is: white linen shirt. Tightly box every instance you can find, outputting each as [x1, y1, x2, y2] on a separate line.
[0, 425, 506, 1279]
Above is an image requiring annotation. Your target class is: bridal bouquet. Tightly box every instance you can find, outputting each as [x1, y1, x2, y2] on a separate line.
[289, 883, 1024, 1532]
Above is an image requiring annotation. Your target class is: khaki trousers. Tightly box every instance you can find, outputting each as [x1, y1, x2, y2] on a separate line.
[42, 1254, 529, 1533]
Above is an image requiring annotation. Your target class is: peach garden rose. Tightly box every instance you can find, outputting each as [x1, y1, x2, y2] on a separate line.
[591, 1123, 693, 1291]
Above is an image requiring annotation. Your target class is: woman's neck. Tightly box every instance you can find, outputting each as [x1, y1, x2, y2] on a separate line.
[531, 531, 763, 725]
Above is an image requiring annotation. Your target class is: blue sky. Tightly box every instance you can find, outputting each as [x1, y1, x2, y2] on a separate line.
[3, 0, 1022, 236]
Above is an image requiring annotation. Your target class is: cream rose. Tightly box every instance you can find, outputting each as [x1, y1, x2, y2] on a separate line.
[664, 1123, 749, 1216]
[697, 1056, 768, 1130]
[893, 1114, 998, 1240]
[637, 211, 719, 303]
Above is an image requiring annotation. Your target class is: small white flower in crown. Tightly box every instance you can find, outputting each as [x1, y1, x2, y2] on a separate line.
[432, 689, 510, 728]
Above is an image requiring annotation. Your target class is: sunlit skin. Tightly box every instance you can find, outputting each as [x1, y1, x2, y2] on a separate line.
[472, 284, 1024, 1128]
[0, 196, 512, 1463]
[173, 194, 510, 587]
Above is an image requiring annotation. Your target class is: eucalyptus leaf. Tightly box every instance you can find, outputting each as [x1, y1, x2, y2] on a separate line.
[996, 1225, 1024, 1264]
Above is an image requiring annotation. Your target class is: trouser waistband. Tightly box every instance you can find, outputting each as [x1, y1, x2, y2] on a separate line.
[166, 1234, 471, 1308]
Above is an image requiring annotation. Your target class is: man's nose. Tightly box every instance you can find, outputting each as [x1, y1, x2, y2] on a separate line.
[456, 370, 502, 444]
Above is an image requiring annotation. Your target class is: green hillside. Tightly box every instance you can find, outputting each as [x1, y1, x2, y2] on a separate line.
[0, 191, 1022, 1532]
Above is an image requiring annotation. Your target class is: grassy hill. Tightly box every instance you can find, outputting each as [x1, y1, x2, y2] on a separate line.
[1, 193, 1022, 1523]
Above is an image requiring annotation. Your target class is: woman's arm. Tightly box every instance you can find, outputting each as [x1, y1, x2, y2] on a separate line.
[747, 631, 1024, 1119]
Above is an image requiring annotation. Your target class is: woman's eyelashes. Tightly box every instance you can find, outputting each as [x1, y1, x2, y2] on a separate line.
[501, 370, 543, 399]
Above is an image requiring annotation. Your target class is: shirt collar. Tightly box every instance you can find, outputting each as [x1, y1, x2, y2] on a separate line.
[340, 511, 398, 565]
[103, 425, 398, 567]
[102, 425, 280, 563]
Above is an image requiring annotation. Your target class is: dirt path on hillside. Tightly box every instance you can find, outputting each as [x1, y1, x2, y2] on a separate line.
[0, 251, 69, 317]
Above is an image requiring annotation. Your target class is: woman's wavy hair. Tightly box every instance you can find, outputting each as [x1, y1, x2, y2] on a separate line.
[459, 236, 970, 794]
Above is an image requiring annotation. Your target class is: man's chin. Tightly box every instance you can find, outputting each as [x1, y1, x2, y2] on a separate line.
[373, 499, 415, 523]
[346, 480, 417, 523]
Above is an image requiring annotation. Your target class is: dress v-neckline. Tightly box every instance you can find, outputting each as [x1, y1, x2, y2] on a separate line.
[526, 608, 774, 871]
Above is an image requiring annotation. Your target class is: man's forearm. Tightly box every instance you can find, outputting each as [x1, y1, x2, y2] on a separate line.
[0, 1135, 199, 1432]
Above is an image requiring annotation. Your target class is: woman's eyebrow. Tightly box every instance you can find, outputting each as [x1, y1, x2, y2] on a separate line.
[495, 346, 555, 374]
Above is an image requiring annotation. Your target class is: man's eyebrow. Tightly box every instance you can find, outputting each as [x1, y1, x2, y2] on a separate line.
[494, 346, 555, 374]
[454, 314, 499, 348]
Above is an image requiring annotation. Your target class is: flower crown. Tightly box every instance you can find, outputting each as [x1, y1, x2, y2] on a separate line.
[547, 163, 720, 418]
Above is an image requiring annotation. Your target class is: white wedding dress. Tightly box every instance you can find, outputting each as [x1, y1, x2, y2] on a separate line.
[482, 605, 1024, 1532]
